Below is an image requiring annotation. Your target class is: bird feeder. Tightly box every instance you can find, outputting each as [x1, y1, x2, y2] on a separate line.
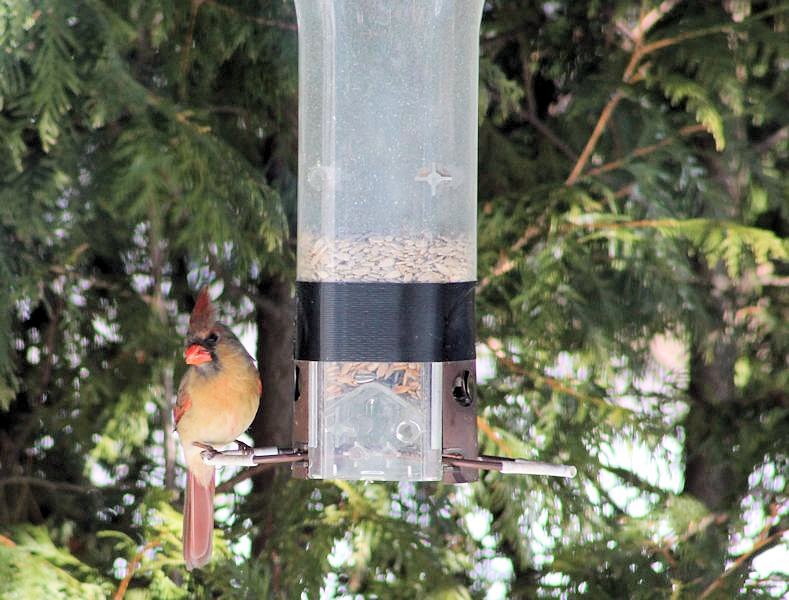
[291, 0, 483, 483]
[201, 1, 575, 484]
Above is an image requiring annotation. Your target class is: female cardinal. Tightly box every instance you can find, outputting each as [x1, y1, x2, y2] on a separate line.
[174, 287, 261, 570]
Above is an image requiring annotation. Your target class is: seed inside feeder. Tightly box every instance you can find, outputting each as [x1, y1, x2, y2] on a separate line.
[324, 362, 425, 401]
[298, 233, 475, 283]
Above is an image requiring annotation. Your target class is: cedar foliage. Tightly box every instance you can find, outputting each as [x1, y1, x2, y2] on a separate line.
[1, 1, 787, 598]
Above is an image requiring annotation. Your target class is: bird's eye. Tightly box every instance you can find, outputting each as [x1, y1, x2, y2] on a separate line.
[205, 332, 219, 344]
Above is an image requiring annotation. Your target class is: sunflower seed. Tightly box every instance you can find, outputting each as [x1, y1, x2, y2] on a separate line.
[298, 232, 474, 283]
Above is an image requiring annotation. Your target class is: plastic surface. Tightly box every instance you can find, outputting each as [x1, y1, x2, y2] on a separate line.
[295, 0, 484, 283]
[306, 361, 444, 481]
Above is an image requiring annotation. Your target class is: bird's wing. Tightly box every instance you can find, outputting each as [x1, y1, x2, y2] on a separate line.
[174, 380, 192, 428]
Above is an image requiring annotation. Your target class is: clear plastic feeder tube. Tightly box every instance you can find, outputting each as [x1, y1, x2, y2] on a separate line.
[294, 1, 484, 481]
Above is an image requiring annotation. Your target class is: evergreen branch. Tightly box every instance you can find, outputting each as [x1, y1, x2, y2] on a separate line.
[565, 90, 625, 186]
[480, 6, 785, 286]
[482, 338, 612, 411]
[179, 0, 206, 100]
[628, 3, 789, 71]
[205, 104, 253, 119]
[203, 0, 297, 31]
[592, 481, 629, 518]
[112, 538, 161, 600]
[477, 222, 543, 291]
[521, 59, 577, 161]
[637, 511, 731, 577]
[476, 415, 514, 457]
[674, 512, 728, 545]
[629, 0, 683, 43]
[523, 112, 577, 162]
[522, 55, 538, 118]
[566, 5, 785, 185]
[564, 217, 788, 274]
[174, 109, 211, 133]
[614, 183, 637, 198]
[583, 124, 707, 178]
[620, 19, 764, 84]
[215, 463, 278, 494]
[567, 217, 679, 231]
[566, 1, 683, 185]
[643, 539, 679, 568]
[598, 463, 668, 496]
[698, 526, 788, 599]
[0, 476, 101, 495]
[754, 126, 788, 155]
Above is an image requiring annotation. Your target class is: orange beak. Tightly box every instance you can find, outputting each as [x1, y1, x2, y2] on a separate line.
[184, 344, 212, 365]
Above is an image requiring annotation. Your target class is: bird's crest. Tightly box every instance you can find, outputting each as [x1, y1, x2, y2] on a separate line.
[189, 287, 216, 333]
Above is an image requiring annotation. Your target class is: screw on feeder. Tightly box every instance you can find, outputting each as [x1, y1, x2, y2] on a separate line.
[452, 370, 473, 407]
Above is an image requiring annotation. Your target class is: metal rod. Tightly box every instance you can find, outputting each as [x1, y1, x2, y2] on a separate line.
[200, 447, 306, 468]
[444, 455, 576, 478]
[199, 445, 575, 479]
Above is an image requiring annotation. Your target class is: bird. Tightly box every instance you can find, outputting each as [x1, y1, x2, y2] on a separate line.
[174, 287, 261, 570]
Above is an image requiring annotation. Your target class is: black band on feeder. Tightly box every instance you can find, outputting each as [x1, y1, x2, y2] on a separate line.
[296, 281, 475, 362]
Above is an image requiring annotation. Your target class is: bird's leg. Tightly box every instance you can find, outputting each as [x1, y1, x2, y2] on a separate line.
[234, 439, 254, 456]
[193, 441, 220, 460]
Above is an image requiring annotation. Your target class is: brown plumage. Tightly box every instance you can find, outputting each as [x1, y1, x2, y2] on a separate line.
[175, 287, 261, 570]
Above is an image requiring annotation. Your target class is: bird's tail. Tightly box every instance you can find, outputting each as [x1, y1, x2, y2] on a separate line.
[183, 467, 215, 570]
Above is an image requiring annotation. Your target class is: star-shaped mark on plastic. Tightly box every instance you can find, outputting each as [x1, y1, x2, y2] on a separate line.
[415, 163, 453, 196]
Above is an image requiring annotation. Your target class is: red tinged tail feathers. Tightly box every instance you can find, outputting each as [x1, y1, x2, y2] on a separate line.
[189, 287, 216, 333]
[183, 468, 215, 570]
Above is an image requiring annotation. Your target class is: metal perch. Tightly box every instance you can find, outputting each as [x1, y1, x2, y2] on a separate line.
[197, 443, 576, 478]
[444, 454, 577, 478]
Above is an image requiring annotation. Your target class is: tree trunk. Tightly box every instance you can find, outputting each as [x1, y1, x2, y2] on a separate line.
[684, 297, 737, 511]
[682, 261, 740, 577]
[253, 275, 294, 449]
[250, 274, 295, 564]
[684, 129, 749, 513]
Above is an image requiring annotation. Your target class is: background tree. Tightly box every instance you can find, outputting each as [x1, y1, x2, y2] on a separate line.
[0, 1, 786, 598]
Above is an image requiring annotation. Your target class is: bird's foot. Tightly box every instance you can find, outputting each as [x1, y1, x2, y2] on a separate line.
[193, 441, 220, 460]
[234, 439, 254, 456]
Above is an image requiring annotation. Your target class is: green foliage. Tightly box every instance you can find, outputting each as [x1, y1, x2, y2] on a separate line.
[652, 74, 726, 150]
[0, 526, 112, 599]
[571, 214, 788, 277]
[479, 57, 525, 125]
